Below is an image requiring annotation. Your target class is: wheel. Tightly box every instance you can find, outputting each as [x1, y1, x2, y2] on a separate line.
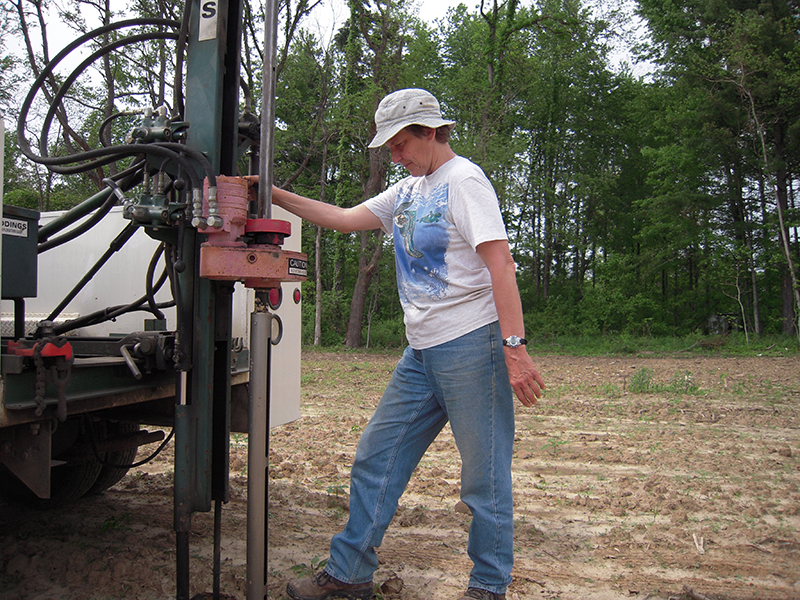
[0, 417, 103, 508]
[87, 421, 140, 494]
[0, 456, 103, 508]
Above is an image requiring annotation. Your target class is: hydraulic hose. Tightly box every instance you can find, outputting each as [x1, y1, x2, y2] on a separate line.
[16, 19, 180, 165]
[34, 31, 180, 169]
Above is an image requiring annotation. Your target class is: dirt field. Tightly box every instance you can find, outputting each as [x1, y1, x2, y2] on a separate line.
[2, 349, 799, 600]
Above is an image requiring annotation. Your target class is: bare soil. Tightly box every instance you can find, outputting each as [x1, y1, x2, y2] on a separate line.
[2, 350, 800, 600]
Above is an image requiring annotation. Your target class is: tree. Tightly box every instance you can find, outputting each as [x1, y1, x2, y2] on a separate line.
[636, 0, 800, 338]
[336, 0, 419, 348]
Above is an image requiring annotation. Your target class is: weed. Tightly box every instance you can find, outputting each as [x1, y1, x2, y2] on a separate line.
[100, 513, 132, 533]
[542, 437, 568, 455]
[668, 370, 698, 394]
[629, 367, 701, 395]
[598, 383, 622, 398]
[326, 506, 347, 519]
[629, 367, 654, 393]
[290, 557, 328, 578]
[326, 483, 347, 496]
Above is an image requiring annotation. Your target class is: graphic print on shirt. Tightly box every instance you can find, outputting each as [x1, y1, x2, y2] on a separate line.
[393, 200, 424, 258]
[392, 183, 450, 303]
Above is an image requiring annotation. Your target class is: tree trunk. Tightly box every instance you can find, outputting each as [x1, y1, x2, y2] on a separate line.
[773, 127, 800, 338]
[345, 146, 387, 348]
[314, 139, 329, 346]
[314, 225, 323, 346]
[345, 230, 384, 347]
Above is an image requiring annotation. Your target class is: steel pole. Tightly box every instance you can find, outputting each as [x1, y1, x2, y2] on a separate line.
[247, 3, 279, 598]
[246, 310, 271, 599]
[257, 0, 280, 219]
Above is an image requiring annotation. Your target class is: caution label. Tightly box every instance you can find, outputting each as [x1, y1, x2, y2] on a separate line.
[288, 258, 307, 277]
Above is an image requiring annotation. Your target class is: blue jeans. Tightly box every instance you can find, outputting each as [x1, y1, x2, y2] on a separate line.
[324, 322, 515, 594]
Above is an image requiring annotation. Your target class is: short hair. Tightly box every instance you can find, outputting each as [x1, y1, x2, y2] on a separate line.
[405, 123, 453, 144]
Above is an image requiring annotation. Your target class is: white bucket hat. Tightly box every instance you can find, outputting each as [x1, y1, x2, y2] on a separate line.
[368, 88, 455, 148]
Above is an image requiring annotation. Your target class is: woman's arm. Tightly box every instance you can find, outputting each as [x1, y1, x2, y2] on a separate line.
[272, 186, 383, 233]
[476, 239, 545, 407]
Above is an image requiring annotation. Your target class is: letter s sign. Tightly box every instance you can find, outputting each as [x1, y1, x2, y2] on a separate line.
[201, 1, 216, 17]
[199, 0, 218, 41]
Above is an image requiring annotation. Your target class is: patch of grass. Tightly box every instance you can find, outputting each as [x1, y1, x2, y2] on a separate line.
[598, 383, 622, 398]
[667, 370, 698, 394]
[629, 367, 701, 395]
[629, 367, 655, 393]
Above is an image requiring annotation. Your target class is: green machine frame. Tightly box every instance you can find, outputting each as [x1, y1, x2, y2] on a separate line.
[1, 1, 294, 598]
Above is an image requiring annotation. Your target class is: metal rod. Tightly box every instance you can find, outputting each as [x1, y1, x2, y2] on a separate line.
[174, 371, 191, 600]
[246, 2, 280, 598]
[46, 223, 138, 323]
[176, 531, 190, 600]
[256, 0, 280, 219]
[246, 309, 271, 600]
[264, 331, 272, 585]
[36, 187, 114, 243]
[214, 499, 222, 599]
[13, 298, 25, 340]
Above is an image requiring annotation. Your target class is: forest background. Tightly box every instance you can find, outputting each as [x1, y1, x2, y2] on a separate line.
[2, 0, 799, 350]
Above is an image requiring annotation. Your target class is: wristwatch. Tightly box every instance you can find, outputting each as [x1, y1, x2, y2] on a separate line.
[502, 335, 528, 348]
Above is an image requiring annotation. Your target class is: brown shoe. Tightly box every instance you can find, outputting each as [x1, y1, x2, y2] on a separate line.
[458, 588, 506, 600]
[286, 570, 374, 600]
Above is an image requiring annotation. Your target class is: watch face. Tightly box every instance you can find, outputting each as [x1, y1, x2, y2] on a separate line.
[505, 336, 521, 347]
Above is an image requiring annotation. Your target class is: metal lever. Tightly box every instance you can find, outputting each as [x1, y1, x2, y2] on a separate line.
[120, 345, 143, 380]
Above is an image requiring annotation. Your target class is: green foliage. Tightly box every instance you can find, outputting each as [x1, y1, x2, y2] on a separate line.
[302, 288, 347, 346]
[629, 367, 699, 395]
[4, 0, 799, 347]
[519, 332, 799, 357]
[3, 188, 39, 210]
[629, 367, 655, 393]
[100, 513, 133, 533]
[365, 316, 405, 349]
[290, 557, 328, 579]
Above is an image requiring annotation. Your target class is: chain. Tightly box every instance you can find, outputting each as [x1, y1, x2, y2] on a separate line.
[32, 338, 54, 417]
[31, 336, 71, 420]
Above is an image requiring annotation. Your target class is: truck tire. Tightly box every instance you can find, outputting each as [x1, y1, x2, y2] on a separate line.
[87, 421, 140, 495]
[0, 455, 103, 508]
[0, 417, 103, 508]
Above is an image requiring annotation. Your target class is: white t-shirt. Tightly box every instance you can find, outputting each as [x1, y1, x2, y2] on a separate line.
[363, 155, 508, 349]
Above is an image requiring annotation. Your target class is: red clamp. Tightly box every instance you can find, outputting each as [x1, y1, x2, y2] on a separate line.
[8, 339, 74, 362]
